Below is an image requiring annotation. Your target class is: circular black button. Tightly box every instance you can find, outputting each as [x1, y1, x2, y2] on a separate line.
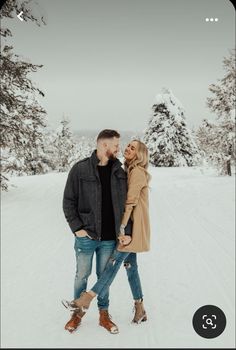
[192, 305, 226, 338]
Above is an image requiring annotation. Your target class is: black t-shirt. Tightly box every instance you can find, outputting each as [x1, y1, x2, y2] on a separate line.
[97, 160, 116, 241]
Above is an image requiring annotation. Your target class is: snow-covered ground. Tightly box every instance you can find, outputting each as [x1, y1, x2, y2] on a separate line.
[1, 166, 235, 348]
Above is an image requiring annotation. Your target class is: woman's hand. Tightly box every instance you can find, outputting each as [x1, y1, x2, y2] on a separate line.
[118, 235, 132, 246]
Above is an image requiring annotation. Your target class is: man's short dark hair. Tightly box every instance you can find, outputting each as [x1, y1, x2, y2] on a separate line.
[97, 129, 120, 141]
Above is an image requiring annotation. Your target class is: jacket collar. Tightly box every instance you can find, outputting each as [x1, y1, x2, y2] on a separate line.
[90, 150, 122, 171]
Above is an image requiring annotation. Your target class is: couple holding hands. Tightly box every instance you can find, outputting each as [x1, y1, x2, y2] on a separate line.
[62, 129, 151, 334]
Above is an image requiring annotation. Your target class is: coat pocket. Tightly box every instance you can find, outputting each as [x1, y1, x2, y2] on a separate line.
[79, 176, 97, 212]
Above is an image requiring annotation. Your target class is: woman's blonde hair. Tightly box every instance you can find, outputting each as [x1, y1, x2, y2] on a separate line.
[124, 140, 151, 184]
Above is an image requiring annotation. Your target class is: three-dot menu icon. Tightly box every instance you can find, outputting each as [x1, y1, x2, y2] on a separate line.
[205, 18, 219, 22]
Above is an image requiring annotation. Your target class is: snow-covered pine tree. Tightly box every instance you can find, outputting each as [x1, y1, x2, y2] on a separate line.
[53, 118, 77, 172]
[196, 116, 235, 175]
[207, 49, 235, 117]
[73, 136, 95, 164]
[204, 49, 236, 175]
[196, 119, 220, 167]
[143, 88, 199, 167]
[0, 0, 47, 189]
[41, 129, 60, 172]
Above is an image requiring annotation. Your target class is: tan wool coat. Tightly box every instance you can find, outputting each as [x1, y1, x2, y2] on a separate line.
[117, 166, 150, 253]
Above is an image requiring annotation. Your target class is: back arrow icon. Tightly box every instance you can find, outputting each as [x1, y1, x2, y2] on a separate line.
[17, 11, 24, 21]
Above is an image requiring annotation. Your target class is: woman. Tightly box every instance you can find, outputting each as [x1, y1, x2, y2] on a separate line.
[63, 140, 151, 333]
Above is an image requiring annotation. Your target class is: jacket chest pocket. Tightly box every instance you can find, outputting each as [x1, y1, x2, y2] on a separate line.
[80, 176, 97, 186]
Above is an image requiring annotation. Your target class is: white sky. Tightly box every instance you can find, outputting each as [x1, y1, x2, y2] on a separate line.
[2, 0, 235, 132]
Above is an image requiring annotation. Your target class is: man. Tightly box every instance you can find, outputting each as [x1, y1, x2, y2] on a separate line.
[63, 129, 131, 334]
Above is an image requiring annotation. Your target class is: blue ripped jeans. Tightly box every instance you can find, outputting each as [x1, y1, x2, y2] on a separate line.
[91, 248, 143, 300]
[74, 236, 116, 310]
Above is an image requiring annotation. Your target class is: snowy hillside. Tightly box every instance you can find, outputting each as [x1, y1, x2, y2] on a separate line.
[1, 167, 235, 348]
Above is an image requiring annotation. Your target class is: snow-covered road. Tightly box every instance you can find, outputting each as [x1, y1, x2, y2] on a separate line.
[1, 167, 235, 348]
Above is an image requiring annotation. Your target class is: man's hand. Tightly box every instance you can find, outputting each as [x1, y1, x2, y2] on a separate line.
[75, 229, 88, 237]
[118, 235, 132, 246]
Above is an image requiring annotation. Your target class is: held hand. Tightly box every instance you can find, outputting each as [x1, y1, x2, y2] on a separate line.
[118, 235, 132, 246]
[75, 229, 88, 237]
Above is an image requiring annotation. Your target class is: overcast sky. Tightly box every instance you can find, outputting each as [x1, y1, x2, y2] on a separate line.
[2, 0, 235, 132]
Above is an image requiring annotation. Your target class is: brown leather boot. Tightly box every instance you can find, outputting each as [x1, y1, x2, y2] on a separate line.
[132, 299, 147, 324]
[62, 291, 94, 312]
[73, 291, 94, 311]
[64, 310, 85, 333]
[99, 310, 119, 334]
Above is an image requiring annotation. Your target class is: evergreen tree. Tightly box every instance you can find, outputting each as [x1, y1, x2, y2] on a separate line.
[73, 136, 95, 164]
[207, 49, 235, 117]
[197, 49, 236, 175]
[53, 118, 77, 172]
[0, 0, 46, 189]
[143, 88, 199, 167]
[41, 129, 60, 172]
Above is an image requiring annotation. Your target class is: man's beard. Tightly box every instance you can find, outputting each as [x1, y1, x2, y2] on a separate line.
[106, 150, 117, 160]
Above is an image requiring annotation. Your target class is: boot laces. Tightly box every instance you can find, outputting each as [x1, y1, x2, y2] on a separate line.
[102, 310, 113, 320]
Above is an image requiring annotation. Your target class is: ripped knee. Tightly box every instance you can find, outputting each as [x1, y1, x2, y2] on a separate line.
[124, 262, 131, 269]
